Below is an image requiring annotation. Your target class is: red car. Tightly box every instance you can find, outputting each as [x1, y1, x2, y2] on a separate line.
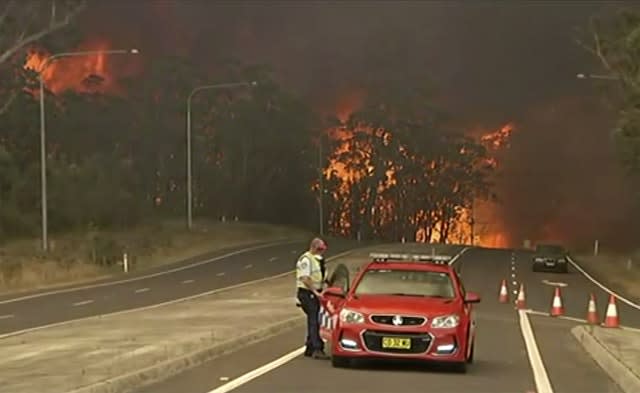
[319, 252, 480, 372]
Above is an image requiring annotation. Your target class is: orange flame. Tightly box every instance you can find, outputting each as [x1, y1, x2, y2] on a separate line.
[480, 122, 515, 150]
[320, 95, 516, 248]
[23, 38, 140, 95]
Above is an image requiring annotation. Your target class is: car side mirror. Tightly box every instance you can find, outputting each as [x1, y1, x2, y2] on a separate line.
[324, 286, 346, 298]
[464, 291, 481, 304]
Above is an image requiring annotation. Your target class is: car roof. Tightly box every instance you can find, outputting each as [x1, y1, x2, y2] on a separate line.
[364, 253, 454, 273]
[365, 261, 453, 273]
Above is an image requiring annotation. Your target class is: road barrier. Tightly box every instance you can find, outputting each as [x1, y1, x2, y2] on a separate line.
[499, 279, 509, 303]
[550, 287, 564, 317]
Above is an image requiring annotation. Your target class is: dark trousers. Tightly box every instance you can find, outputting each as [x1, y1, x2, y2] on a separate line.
[297, 288, 324, 354]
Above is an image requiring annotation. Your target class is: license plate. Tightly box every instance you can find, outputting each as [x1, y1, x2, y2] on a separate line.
[545, 262, 555, 266]
[381, 337, 411, 349]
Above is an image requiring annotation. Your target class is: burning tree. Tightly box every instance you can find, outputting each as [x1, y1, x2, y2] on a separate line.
[323, 88, 495, 243]
[0, 0, 87, 115]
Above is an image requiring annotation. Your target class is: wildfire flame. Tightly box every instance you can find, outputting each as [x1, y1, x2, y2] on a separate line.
[321, 93, 516, 248]
[23, 38, 140, 95]
[480, 123, 515, 150]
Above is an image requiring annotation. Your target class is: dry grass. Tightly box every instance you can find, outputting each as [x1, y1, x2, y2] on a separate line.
[0, 220, 311, 295]
[576, 250, 640, 300]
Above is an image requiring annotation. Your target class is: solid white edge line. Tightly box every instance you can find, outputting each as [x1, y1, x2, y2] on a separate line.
[449, 246, 471, 265]
[0, 240, 302, 305]
[209, 245, 470, 393]
[519, 309, 554, 393]
[0, 249, 357, 340]
[206, 347, 306, 393]
[0, 314, 14, 320]
[72, 300, 94, 307]
[567, 256, 640, 310]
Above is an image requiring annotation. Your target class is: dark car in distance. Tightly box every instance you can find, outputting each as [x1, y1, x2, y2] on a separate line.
[532, 244, 569, 273]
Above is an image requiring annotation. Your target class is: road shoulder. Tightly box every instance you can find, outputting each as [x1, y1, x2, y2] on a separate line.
[529, 314, 623, 393]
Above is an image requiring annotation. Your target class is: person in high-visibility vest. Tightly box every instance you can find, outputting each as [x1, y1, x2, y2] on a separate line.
[296, 237, 329, 359]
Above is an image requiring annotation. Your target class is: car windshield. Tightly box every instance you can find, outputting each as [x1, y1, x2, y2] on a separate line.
[353, 269, 456, 298]
[536, 245, 564, 254]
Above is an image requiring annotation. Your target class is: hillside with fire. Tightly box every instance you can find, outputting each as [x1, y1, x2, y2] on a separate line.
[5, 35, 518, 248]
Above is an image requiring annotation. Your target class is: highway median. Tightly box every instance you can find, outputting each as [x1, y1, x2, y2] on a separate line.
[0, 243, 457, 393]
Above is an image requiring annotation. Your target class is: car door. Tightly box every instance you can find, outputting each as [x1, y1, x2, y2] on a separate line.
[319, 263, 350, 340]
[458, 276, 476, 356]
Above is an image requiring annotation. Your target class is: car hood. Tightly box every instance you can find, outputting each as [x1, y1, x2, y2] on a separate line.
[343, 294, 461, 316]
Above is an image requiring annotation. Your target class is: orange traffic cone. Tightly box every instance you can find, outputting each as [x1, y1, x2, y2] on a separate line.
[587, 293, 599, 325]
[499, 279, 509, 303]
[550, 287, 564, 316]
[515, 284, 526, 309]
[603, 294, 620, 328]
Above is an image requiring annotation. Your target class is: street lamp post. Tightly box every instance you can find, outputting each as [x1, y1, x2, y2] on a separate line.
[38, 48, 139, 252]
[318, 133, 325, 236]
[185, 81, 257, 230]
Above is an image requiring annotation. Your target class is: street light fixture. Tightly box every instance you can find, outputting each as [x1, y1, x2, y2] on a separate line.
[576, 73, 618, 80]
[185, 81, 257, 230]
[38, 48, 140, 252]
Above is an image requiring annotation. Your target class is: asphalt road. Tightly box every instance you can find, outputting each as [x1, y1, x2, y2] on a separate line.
[0, 238, 359, 335]
[136, 246, 634, 393]
[512, 249, 640, 328]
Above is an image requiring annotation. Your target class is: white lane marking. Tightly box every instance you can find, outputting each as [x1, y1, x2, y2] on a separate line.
[567, 256, 640, 310]
[216, 272, 226, 277]
[2, 343, 74, 363]
[0, 314, 14, 320]
[449, 247, 471, 265]
[0, 240, 302, 305]
[512, 266, 516, 271]
[181, 279, 195, 284]
[244, 264, 253, 269]
[0, 249, 357, 340]
[519, 309, 554, 393]
[268, 257, 278, 262]
[511, 273, 516, 278]
[72, 299, 94, 307]
[206, 347, 305, 393]
[135, 288, 150, 293]
[513, 290, 518, 295]
[541, 280, 568, 287]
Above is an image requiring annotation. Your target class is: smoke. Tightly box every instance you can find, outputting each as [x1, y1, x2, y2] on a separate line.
[74, 1, 639, 249]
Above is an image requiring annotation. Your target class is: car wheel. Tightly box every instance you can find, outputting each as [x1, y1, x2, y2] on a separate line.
[467, 342, 475, 364]
[452, 361, 467, 373]
[331, 355, 351, 368]
[561, 265, 569, 274]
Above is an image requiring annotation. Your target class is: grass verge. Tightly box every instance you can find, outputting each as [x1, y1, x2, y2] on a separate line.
[575, 250, 640, 300]
[0, 219, 311, 295]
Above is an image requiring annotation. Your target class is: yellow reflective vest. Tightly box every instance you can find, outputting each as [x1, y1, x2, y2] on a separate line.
[296, 251, 323, 290]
